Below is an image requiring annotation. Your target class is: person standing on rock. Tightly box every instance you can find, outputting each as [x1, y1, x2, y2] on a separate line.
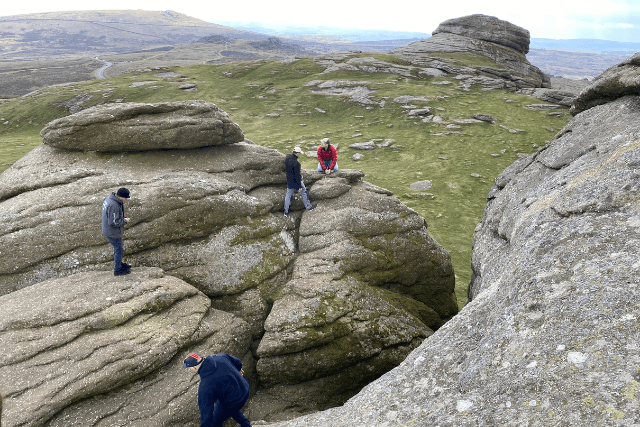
[101, 187, 131, 276]
[284, 146, 313, 216]
[183, 352, 252, 427]
[316, 137, 338, 174]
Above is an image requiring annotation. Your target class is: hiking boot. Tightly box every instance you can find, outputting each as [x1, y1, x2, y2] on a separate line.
[284, 211, 289, 217]
[114, 268, 131, 276]
[121, 262, 131, 270]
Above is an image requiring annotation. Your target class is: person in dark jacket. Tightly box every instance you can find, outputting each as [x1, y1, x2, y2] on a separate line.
[101, 187, 131, 276]
[183, 352, 252, 427]
[284, 146, 313, 216]
[316, 137, 338, 174]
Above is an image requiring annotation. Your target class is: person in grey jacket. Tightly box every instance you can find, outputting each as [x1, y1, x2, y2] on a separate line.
[102, 187, 131, 276]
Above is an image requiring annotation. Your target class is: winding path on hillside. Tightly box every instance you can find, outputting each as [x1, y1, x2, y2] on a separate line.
[93, 56, 112, 79]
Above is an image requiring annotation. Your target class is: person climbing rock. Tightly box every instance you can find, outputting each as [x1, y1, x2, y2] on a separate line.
[101, 187, 131, 276]
[182, 352, 252, 427]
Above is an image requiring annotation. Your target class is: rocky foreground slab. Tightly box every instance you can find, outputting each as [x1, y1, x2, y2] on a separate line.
[0, 267, 251, 427]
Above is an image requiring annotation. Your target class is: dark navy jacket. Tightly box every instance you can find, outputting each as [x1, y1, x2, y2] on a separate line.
[197, 353, 250, 426]
[284, 153, 303, 190]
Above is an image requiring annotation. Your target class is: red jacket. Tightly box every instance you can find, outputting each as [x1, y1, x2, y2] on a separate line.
[317, 144, 337, 170]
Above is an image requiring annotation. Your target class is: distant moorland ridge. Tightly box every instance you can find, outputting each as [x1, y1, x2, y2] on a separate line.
[0, 10, 254, 60]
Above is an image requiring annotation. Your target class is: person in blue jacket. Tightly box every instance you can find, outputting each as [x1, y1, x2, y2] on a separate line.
[183, 352, 252, 427]
[283, 146, 313, 217]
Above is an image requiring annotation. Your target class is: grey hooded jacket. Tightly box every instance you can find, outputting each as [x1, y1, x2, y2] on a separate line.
[102, 193, 127, 238]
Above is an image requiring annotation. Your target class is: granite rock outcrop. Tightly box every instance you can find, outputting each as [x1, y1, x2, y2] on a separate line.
[0, 101, 457, 425]
[262, 53, 640, 427]
[570, 52, 640, 115]
[391, 15, 550, 90]
[432, 14, 530, 54]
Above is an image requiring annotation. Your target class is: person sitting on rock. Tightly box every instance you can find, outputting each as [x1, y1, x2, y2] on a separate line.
[316, 137, 338, 174]
[101, 187, 131, 276]
[182, 352, 252, 427]
[284, 146, 313, 216]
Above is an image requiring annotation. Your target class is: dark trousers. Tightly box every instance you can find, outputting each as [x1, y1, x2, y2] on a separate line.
[107, 237, 124, 271]
[211, 401, 251, 427]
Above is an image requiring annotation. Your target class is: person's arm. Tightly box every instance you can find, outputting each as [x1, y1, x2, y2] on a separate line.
[317, 147, 327, 170]
[294, 162, 303, 190]
[329, 145, 337, 170]
[106, 203, 127, 228]
[222, 353, 243, 372]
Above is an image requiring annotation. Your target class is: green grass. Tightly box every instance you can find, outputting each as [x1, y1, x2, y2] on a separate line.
[0, 54, 570, 309]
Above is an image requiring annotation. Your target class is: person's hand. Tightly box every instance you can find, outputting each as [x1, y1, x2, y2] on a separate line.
[325, 169, 331, 175]
[296, 188, 301, 193]
[124, 217, 130, 224]
[240, 369, 245, 376]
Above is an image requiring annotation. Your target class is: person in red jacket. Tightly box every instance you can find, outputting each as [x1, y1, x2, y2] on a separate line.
[316, 138, 338, 175]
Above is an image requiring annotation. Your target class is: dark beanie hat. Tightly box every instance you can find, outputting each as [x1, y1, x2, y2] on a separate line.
[116, 187, 130, 198]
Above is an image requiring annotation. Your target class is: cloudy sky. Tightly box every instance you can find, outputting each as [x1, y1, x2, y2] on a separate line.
[2, 0, 639, 42]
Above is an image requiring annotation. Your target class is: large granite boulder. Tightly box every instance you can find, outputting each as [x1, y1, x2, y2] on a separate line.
[40, 100, 244, 151]
[0, 267, 253, 427]
[264, 85, 640, 426]
[0, 101, 458, 424]
[517, 87, 576, 107]
[244, 179, 456, 421]
[570, 52, 640, 115]
[392, 15, 550, 90]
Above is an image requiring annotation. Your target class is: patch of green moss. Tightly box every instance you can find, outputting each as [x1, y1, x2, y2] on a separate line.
[605, 407, 625, 420]
[622, 380, 638, 400]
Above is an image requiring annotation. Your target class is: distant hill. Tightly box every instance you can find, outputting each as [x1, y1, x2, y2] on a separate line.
[215, 22, 431, 42]
[0, 10, 254, 60]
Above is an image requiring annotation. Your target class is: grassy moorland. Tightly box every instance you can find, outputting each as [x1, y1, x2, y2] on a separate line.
[0, 53, 571, 308]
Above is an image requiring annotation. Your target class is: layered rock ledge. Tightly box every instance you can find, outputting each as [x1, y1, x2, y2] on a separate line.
[571, 52, 640, 115]
[0, 268, 252, 427]
[40, 100, 244, 151]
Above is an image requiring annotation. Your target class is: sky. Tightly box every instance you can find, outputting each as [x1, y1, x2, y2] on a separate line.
[2, 0, 640, 42]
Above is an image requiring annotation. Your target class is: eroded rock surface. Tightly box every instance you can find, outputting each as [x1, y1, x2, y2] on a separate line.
[433, 14, 530, 54]
[0, 101, 457, 424]
[40, 100, 244, 151]
[0, 267, 252, 427]
[263, 87, 640, 427]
